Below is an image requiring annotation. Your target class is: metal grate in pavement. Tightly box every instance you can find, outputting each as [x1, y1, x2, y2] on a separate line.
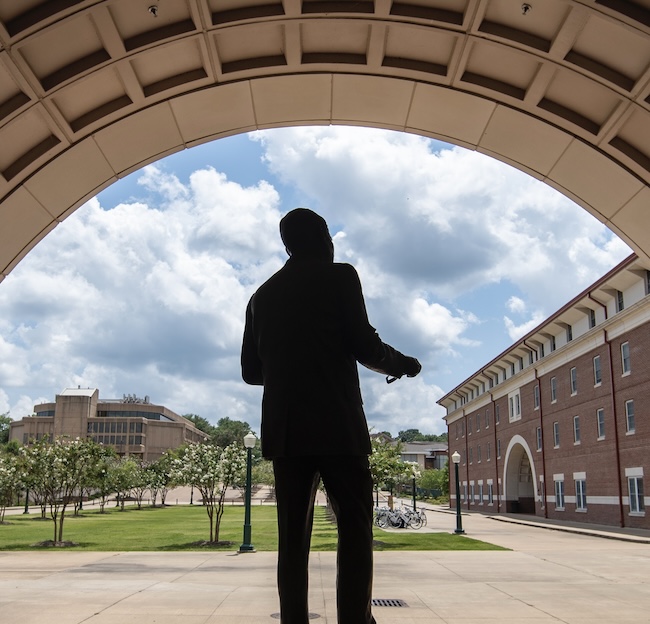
[372, 598, 408, 607]
[271, 613, 320, 619]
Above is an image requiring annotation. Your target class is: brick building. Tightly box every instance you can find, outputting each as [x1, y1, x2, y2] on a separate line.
[438, 254, 650, 529]
[9, 388, 208, 461]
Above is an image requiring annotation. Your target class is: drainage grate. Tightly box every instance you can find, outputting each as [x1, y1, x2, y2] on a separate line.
[271, 613, 320, 619]
[372, 598, 408, 607]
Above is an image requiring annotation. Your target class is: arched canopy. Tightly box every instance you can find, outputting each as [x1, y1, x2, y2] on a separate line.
[0, 0, 649, 282]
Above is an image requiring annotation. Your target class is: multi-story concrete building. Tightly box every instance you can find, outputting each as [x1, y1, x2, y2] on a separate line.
[9, 388, 208, 461]
[439, 254, 650, 529]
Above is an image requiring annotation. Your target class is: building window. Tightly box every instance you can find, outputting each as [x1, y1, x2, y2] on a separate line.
[485, 410, 490, 428]
[478, 484, 484, 504]
[477, 445, 482, 463]
[536, 426, 542, 451]
[534, 385, 540, 409]
[463, 484, 467, 501]
[550, 335, 556, 351]
[555, 479, 565, 510]
[566, 325, 573, 342]
[468, 416, 472, 434]
[469, 448, 473, 463]
[487, 442, 491, 461]
[510, 362, 515, 376]
[646, 270, 650, 295]
[616, 289, 624, 312]
[573, 416, 581, 444]
[597, 408, 605, 439]
[470, 484, 475, 502]
[540, 343, 545, 357]
[529, 351, 535, 365]
[625, 400, 635, 434]
[628, 477, 645, 514]
[488, 483, 494, 504]
[476, 417, 480, 432]
[497, 439, 501, 458]
[550, 377, 557, 403]
[575, 479, 587, 511]
[570, 367, 577, 395]
[589, 308, 596, 328]
[553, 421, 560, 448]
[509, 391, 521, 422]
[621, 342, 631, 375]
[593, 355, 602, 386]
[495, 405, 500, 424]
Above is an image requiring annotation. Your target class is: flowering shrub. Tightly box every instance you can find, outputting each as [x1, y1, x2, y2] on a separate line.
[172, 442, 246, 543]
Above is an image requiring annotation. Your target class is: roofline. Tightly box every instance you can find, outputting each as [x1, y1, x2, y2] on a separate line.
[437, 252, 639, 404]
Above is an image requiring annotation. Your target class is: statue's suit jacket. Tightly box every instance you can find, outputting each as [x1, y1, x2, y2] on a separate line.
[241, 256, 414, 459]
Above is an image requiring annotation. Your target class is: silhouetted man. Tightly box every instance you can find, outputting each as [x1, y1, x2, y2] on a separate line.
[241, 208, 421, 624]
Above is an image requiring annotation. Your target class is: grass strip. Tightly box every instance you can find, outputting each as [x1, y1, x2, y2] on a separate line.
[0, 505, 505, 552]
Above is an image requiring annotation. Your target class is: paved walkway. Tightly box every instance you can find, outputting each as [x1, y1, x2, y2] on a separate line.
[2, 503, 650, 623]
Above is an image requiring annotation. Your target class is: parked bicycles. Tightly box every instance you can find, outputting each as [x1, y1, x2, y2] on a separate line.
[374, 505, 426, 529]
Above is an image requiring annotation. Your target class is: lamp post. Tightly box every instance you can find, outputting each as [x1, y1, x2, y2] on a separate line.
[451, 451, 464, 534]
[412, 476, 417, 511]
[239, 431, 256, 553]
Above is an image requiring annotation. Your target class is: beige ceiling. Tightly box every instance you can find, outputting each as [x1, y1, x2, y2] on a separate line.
[0, 0, 649, 282]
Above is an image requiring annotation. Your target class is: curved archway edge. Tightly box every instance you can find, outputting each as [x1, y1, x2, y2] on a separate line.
[1, 1, 649, 281]
[503, 434, 539, 512]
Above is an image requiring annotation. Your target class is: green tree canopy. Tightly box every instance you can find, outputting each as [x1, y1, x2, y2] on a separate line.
[397, 429, 447, 443]
[0, 413, 13, 445]
[211, 417, 251, 448]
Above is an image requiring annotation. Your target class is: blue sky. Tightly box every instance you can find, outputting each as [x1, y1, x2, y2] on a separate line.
[0, 127, 631, 436]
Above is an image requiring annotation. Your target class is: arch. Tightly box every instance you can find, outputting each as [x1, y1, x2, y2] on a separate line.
[0, 1, 649, 282]
[503, 434, 538, 514]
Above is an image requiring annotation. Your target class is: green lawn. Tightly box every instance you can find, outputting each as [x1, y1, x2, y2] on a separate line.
[0, 505, 504, 552]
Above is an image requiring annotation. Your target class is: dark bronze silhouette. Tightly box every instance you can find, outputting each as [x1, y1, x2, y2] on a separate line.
[242, 208, 421, 624]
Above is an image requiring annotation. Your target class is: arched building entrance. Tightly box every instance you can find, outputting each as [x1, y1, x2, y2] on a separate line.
[0, 1, 649, 281]
[503, 435, 538, 515]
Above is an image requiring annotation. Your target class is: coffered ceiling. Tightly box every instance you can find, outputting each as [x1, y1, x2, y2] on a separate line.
[0, 0, 648, 280]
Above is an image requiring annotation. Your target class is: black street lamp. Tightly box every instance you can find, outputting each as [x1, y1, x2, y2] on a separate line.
[239, 431, 257, 553]
[412, 476, 417, 511]
[451, 451, 465, 535]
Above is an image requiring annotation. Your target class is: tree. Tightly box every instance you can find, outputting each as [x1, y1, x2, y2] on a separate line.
[0, 413, 12, 445]
[172, 443, 246, 543]
[0, 452, 22, 523]
[183, 414, 217, 437]
[211, 418, 251, 448]
[417, 467, 448, 497]
[369, 437, 405, 498]
[88, 451, 119, 513]
[149, 451, 177, 506]
[21, 437, 102, 543]
[398, 429, 448, 443]
[112, 457, 140, 511]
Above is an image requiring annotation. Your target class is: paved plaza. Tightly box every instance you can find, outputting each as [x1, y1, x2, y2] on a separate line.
[1, 504, 650, 624]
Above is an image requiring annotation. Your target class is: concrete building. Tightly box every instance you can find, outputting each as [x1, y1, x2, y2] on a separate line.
[9, 388, 208, 461]
[439, 253, 650, 529]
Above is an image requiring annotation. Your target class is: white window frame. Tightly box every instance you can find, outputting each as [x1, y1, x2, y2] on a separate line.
[625, 399, 635, 434]
[570, 367, 578, 395]
[627, 473, 645, 515]
[597, 408, 605, 440]
[573, 415, 581, 444]
[533, 384, 540, 409]
[553, 421, 560, 448]
[575, 479, 587, 511]
[554, 479, 565, 510]
[593, 355, 602, 386]
[508, 390, 522, 423]
[621, 342, 631, 375]
[487, 483, 494, 505]
[550, 377, 557, 403]
[536, 426, 542, 451]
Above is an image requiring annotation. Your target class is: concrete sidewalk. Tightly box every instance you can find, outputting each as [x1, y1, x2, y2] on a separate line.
[2, 507, 650, 623]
